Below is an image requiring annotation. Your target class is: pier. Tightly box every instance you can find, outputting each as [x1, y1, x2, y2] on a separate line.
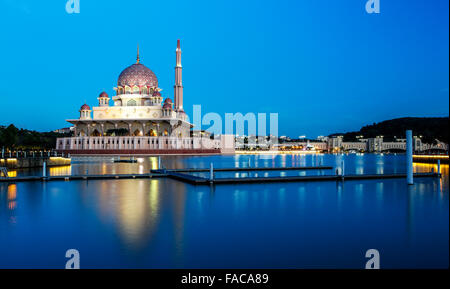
[152, 169, 439, 185]
[157, 166, 333, 173]
[0, 166, 440, 185]
[0, 151, 71, 169]
[0, 173, 164, 183]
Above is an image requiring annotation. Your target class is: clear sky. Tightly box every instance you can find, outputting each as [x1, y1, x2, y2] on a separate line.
[0, 0, 448, 138]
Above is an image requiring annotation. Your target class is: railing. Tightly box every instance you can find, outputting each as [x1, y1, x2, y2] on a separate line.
[56, 136, 221, 151]
[1, 150, 70, 159]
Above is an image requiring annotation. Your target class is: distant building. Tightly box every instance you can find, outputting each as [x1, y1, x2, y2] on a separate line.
[317, 135, 329, 142]
[53, 127, 73, 134]
[269, 135, 448, 153]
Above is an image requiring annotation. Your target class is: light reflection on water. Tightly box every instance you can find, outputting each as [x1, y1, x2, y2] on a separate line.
[0, 154, 448, 269]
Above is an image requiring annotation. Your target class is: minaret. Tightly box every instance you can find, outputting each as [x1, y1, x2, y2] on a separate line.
[174, 39, 183, 111]
[136, 44, 140, 64]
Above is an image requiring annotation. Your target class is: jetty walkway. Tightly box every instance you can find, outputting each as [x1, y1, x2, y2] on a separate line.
[0, 165, 440, 185]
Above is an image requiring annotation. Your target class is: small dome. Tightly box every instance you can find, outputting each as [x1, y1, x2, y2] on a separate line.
[163, 98, 173, 110]
[153, 90, 162, 97]
[80, 104, 90, 111]
[118, 63, 158, 87]
[99, 91, 109, 98]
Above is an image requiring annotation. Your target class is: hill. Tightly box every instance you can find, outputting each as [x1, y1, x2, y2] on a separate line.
[330, 117, 449, 143]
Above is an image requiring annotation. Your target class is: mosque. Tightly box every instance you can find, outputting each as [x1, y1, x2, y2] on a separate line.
[56, 40, 234, 155]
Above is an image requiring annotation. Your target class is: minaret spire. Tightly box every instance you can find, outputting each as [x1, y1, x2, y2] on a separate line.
[136, 44, 140, 64]
[174, 39, 183, 111]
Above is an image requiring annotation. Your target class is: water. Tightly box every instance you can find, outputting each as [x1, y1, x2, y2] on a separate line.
[0, 154, 448, 268]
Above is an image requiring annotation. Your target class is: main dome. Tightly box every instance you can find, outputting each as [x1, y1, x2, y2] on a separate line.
[118, 63, 158, 87]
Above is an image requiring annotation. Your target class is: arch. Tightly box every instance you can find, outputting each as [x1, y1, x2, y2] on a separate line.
[118, 87, 123, 95]
[125, 87, 131, 94]
[91, 129, 101, 137]
[141, 87, 148, 95]
[147, 129, 157, 137]
[132, 129, 142, 136]
[127, 99, 137, 106]
[106, 128, 129, 136]
[133, 86, 140, 94]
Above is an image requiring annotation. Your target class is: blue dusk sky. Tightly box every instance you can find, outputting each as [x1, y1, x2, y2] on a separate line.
[0, 0, 448, 138]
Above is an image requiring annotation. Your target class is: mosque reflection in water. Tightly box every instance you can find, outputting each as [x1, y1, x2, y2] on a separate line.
[93, 178, 187, 252]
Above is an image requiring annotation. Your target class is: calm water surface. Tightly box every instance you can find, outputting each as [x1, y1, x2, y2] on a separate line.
[0, 154, 448, 268]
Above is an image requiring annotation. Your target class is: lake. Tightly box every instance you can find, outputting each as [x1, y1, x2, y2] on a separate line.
[0, 154, 448, 268]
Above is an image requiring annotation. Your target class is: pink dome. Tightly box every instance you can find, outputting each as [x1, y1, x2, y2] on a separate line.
[118, 63, 158, 87]
[164, 98, 173, 104]
[80, 104, 90, 110]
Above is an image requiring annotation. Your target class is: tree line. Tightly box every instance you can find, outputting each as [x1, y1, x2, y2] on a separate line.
[330, 117, 449, 144]
[0, 124, 70, 150]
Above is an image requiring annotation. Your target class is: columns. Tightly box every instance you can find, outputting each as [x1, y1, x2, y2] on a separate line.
[406, 130, 413, 185]
[437, 160, 441, 178]
[142, 122, 146, 136]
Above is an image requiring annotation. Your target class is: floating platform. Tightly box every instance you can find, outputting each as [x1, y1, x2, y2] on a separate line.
[113, 159, 138, 163]
[0, 167, 440, 185]
[153, 166, 333, 173]
[0, 173, 164, 183]
[154, 170, 439, 185]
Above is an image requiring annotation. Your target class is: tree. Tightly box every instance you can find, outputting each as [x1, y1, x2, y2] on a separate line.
[0, 124, 19, 149]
